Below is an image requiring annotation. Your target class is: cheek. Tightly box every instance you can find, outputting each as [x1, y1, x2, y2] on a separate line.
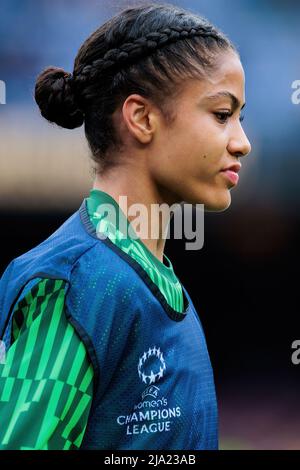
[184, 116, 227, 156]
[155, 115, 227, 177]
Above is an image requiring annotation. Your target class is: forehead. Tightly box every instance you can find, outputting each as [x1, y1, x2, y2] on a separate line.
[179, 51, 245, 104]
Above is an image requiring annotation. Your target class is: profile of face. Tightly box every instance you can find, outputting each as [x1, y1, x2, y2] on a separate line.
[121, 50, 252, 211]
[152, 50, 252, 210]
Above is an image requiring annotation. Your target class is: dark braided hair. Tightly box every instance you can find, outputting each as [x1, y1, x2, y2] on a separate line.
[35, 3, 237, 174]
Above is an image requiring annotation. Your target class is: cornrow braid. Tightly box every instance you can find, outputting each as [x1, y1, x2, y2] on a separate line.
[74, 25, 221, 85]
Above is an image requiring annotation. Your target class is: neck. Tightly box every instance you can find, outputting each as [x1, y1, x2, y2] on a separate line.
[92, 166, 174, 263]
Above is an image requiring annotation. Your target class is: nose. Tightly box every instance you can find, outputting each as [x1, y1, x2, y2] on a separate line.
[227, 125, 252, 158]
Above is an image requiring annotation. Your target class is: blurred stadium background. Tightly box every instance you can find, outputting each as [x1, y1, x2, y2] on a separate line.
[1, 0, 300, 449]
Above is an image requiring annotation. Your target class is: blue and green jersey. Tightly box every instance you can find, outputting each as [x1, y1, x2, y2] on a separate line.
[0, 189, 186, 449]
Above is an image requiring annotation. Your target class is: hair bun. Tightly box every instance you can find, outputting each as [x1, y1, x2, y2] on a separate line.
[34, 66, 84, 129]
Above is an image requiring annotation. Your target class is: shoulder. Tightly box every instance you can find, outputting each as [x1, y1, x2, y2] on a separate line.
[64, 239, 154, 353]
[67, 239, 149, 307]
[10, 277, 71, 345]
[7, 275, 95, 385]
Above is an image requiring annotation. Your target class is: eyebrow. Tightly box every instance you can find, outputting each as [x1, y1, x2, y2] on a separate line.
[205, 91, 245, 112]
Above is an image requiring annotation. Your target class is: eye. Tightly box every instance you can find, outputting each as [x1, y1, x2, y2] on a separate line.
[214, 111, 232, 124]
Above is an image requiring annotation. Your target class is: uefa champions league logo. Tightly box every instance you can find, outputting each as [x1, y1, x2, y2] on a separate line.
[141, 385, 160, 400]
[138, 346, 166, 385]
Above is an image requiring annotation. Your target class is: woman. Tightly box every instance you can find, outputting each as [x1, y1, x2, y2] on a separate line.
[0, 3, 251, 450]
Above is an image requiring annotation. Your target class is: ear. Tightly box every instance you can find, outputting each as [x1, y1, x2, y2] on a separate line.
[121, 94, 158, 144]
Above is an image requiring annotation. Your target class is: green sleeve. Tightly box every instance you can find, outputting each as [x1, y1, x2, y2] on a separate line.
[0, 278, 94, 450]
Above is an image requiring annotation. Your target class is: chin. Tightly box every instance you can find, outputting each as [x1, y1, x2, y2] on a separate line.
[176, 186, 232, 210]
[204, 193, 232, 212]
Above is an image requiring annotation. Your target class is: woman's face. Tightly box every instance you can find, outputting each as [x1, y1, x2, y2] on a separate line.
[149, 50, 252, 210]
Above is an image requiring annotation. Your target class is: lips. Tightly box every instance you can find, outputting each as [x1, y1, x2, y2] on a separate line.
[221, 163, 241, 173]
[220, 163, 241, 186]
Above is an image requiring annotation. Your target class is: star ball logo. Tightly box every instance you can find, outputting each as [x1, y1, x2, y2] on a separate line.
[138, 346, 166, 385]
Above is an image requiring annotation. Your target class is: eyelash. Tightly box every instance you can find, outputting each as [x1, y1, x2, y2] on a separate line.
[214, 112, 245, 124]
